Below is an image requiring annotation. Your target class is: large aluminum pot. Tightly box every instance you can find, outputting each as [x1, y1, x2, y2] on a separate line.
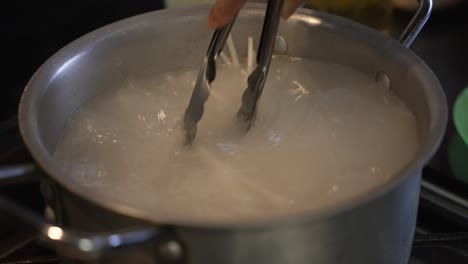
[1, 1, 447, 263]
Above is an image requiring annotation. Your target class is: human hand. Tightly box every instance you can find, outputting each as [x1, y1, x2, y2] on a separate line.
[208, 0, 306, 28]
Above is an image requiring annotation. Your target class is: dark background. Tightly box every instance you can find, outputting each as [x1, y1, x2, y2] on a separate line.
[1, 0, 165, 121]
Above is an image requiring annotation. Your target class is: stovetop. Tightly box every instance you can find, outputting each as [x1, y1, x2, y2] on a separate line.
[1, 1, 468, 263]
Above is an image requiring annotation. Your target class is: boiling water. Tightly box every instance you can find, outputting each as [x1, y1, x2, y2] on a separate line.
[54, 56, 419, 223]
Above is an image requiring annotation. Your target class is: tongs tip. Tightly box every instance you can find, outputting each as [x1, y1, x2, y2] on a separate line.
[183, 110, 197, 146]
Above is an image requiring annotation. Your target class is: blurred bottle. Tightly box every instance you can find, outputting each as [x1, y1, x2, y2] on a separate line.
[305, 0, 392, 31]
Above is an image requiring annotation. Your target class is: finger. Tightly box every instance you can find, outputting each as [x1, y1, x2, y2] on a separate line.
[208, 0, 249, 29]
[282, 0, 307, 19]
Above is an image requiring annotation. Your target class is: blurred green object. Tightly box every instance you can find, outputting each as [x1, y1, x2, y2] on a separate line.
[448, 133, 468, 183]
[454, 87, 468, 146]
[449, 87, 468, 183]
[305, 0, 392, 30]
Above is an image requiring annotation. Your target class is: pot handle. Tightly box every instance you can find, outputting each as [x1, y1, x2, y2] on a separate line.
[398, 0, 433, 48]
[0, 194, 167, 261]
[0, 164, 38, 186]
[0, 167, 184, 262]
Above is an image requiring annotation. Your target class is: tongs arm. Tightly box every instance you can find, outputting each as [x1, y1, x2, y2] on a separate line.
[183, 18, 237, 143]
[206, 17, 238, 81]
[237, 0, 284, 128]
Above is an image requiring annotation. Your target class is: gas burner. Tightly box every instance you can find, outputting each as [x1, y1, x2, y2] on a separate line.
[0, 227, 58, 264]
[410, 233, 468, 263]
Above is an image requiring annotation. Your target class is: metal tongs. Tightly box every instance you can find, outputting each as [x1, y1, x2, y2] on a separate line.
[184, 0, 284, 144]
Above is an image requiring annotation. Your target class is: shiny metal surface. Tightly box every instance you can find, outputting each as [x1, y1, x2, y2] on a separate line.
[399, 0, 433, 47]
[19, 0, 443, 226]
[0, 197, 159, 260]
[183, 19, 236, 144]
[10, 0, 447, 263]
[0, 179, 161, 260]
[0, 164, 36, 186]
[236, 0, 283, 129]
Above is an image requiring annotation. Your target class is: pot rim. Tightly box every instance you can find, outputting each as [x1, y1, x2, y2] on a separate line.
[18, 3, 447, 229]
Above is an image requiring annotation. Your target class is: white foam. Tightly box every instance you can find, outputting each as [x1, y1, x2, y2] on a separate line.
[54, 56, 419, 223]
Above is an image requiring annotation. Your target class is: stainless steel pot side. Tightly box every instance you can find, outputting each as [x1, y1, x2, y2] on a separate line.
[0, 0, 447, 263]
